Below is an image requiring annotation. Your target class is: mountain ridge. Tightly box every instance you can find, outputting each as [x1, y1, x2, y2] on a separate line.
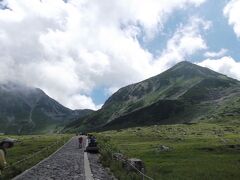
[0, 82, 94, 134]
[64, 61, 240, 132]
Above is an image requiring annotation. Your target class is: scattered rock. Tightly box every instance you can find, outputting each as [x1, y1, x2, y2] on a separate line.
[112, 153, 124, 161]
[123, 158, 145, 172]
[220, 138, 229, 144]
[156, 145, 171, 152]
[174, 138, 184, 142]
[105, 167, 111, 173]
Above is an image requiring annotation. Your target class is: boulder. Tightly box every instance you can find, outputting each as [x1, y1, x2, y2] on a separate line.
[112, 153, 124, 161]
[123, 158, 145, 172]
[156, 145, 171, 152]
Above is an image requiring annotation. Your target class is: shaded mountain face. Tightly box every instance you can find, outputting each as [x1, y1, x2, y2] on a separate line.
[64, 61, 240, 132]
[0, 83, 93, 134]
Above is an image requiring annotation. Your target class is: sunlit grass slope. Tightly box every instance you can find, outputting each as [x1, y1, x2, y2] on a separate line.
[97, 123, 240, 180]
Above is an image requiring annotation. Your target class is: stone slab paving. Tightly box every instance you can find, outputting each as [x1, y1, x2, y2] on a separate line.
[13, 137, 85, 180]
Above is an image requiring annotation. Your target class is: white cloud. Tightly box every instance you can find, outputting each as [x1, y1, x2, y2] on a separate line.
[0, 0, 207, 110]
[65, 94, 103, 110]
[198, 56, 240, 80]
[204, 48, 228, 58]
[224, 0, 240, 38]
[153, 17, 210, 72]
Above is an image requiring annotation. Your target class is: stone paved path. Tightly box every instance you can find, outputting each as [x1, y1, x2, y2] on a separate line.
[13, 136, 115, 180]
[14, 137, 85, 180]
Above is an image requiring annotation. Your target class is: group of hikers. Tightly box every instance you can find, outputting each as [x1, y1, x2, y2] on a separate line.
[78, 133, 97, 149]
[0, 139, 15, 179]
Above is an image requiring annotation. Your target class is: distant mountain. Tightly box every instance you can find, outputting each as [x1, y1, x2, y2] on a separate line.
[0, 83, 93, 134]
[64, 61, 240, 132]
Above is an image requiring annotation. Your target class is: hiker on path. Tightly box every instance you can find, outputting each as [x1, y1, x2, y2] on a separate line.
[78, 136, 83, 149]
[0, 139, 15, 179]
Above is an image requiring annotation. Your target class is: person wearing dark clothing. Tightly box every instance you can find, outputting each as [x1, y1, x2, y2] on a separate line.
[78, 136, 83, 149]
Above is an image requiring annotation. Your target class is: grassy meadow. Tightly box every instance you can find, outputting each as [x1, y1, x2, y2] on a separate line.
[96, 123, 240, 180]
[0, 134, 72, 179]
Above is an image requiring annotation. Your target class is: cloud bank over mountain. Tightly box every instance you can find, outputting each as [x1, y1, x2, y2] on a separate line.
[0, 0, 239, 109]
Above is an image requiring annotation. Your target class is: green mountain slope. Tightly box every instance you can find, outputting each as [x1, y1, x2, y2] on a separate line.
[64, 61, 240, 132]
[0, 83, 93, 134]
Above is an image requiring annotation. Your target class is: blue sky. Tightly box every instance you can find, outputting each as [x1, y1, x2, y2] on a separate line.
[0, 0, 240, 109]
[91, 0, 240, 105]
[143, 0, 239, 61]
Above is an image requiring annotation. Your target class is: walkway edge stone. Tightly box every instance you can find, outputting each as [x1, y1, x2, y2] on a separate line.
[84, 137, 94, 180]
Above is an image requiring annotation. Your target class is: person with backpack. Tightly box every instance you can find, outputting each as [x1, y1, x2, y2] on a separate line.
[0, 139, 14, 178]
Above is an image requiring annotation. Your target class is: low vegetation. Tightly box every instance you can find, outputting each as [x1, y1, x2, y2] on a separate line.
[0, 134, 72, 179]
[96, 123, 240, 180]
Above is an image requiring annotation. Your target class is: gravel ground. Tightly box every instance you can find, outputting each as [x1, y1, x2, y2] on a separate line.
[14, 137, 85, 180]
[13, 136, 116, 180]
[88, 153, 116, 180]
